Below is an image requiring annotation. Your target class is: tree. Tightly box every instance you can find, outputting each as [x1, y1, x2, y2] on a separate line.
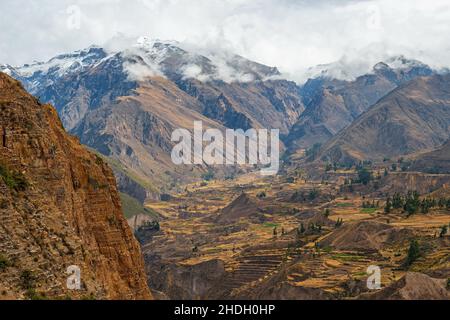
[404, 191, 420, 216]
[392, 193, 404, 209]
[357, 167, 372, 185]
[405, 239, 420, 267]
[440, 225, 448, 238]
[335, 218, 344, 228]
[384, 197, 392, 214]
[299, 223, 306, 234]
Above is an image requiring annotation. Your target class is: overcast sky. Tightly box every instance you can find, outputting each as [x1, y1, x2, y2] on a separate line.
[1, 0, 450, 80]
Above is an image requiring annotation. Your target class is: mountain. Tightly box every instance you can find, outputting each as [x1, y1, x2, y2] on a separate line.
[0, 73, 151, 299]
[286, 56, 434, 150]
[3, 38, 304, 199]
[315, 74, 450, 164]
[410, 140, 450, 173]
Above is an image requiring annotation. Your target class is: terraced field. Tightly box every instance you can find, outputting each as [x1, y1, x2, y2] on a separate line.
[140, 169, 450, 300]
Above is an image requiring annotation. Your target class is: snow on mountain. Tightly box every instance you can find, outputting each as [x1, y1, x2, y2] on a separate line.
[384, 55, 430, 70]
[305, 55, 434, 82]
[121, 36, 280, 82]
[4, 37, 280, 86]
[3, 46, 109, 94]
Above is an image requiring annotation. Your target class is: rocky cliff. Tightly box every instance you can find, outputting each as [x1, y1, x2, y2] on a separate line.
[0, 73, 151, 300]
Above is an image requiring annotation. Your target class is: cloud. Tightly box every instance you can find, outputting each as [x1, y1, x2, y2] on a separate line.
[1, 0, 450, 83]
[123, 59, 160, 81]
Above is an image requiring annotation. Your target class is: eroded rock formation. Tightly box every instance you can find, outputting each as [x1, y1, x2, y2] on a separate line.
[0, 73, 151, 300]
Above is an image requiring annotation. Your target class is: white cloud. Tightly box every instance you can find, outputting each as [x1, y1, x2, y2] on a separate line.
[123, 60, 159, 81]
[1, 0, 450, 83]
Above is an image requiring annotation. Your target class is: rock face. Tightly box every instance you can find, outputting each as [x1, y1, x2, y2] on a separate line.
[0, 73, 151, 299]
[316, 74, 450, 164]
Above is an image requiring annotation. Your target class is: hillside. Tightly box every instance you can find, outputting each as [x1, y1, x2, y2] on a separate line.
[410, 140, 450, 174]
[0, 73, 151, 299]
[286, 57, 434, 150]
[316, 74, 450, 164]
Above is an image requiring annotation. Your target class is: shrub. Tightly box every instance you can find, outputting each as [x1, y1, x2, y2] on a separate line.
[0, 254, 11, 271]
[257, 191, 266, 199]
[0, 164, 28, 191]
[160, 194, 172, 201]
[201, 170, 215, 181]
[308, 189, 319, 201]
[25, 289, 47, 300]
[20, 270, 36, 290]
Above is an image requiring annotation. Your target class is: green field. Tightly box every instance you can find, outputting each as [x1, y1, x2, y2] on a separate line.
[120, 192, 159, 220]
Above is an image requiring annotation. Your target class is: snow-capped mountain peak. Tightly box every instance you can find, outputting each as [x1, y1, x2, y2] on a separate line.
[17, 46, 107, 78]
[384, 55, 429, 71]
[305, 55, 433, 83]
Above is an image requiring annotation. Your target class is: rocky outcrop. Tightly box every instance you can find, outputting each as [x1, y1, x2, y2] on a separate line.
[0, 73, 151, 300]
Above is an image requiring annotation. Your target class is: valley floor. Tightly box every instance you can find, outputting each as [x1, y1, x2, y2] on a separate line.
[137, 168, 450, 300]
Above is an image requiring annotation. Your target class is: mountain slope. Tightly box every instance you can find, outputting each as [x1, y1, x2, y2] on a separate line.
[287, 57, 434, 149]
[316, 74, 450, 164]
[0, 73, 151, 299]
[4, 39, 304, 197]
[410, 140, 450, 173]
[72, 76, 235, 193]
